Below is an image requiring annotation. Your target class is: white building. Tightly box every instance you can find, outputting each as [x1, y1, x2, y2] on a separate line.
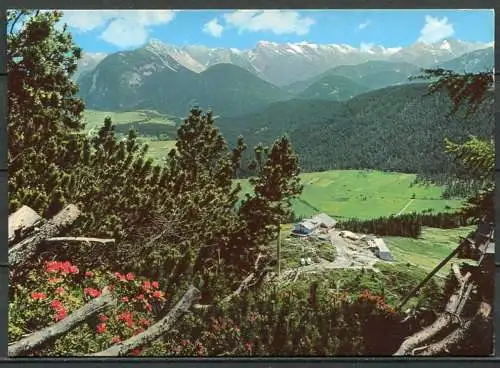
[311, 213, 337, 229]
[293, 219, 320, 235]
[368, 238, 394, 261]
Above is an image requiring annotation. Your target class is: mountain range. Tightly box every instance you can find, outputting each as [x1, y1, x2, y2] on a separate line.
[77, 38, 492, 85]
[75, 38, 493, 117]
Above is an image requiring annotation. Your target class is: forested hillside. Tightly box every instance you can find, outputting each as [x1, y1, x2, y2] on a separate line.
[217, 83, 493, 176]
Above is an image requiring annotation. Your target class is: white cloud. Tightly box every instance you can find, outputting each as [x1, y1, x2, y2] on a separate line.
[99, 18, 149, 48]
[417, 15, 454, 44]
[358, 20, 371, 30]
[223, 10, 315, 35]
[203, 18, 224, 38]
[60, 10, 177, 48]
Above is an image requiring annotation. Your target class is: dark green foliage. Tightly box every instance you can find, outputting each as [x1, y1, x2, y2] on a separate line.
[415, 68, 495, 223]
[237, 137, 303, 256]
[217, 83, 493, 176]
[337, 211, 470, 238]
[297, 75, 370, 101]
[8, 10, 85, 216]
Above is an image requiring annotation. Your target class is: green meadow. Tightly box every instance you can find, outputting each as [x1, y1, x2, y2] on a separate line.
[236, 169, 463, 220]
[83, 109, 178, 131]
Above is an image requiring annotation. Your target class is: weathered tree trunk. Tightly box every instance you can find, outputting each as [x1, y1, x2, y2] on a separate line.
[417, 302, 491, 356]
[8, 287, 115, 357]
[9, 205, 81, 269]
[8, 205, 43, 245]
[394, 272, 475, 356]
[90, 285, 201, 357]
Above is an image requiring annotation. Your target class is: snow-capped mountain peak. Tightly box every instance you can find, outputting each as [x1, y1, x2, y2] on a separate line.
[76, 38, 492, 86]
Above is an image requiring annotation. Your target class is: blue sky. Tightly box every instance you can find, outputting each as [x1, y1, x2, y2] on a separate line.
[58, 9, 495, 53]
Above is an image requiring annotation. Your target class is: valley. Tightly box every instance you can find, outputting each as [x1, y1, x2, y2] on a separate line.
[236, 169, 463, 220]
[10, 9, 495, 357]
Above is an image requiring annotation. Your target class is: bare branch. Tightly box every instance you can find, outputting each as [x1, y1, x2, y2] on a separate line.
[44, 237, 115, 246]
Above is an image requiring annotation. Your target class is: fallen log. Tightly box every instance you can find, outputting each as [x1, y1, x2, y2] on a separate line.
[8, 205, 43, 245]
[8, 287, 115, 357]
[9, 205, 81, 269]
[90, 285, 201, 356]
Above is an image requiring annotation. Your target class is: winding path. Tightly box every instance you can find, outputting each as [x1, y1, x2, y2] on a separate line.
[397, 198, 415, 216]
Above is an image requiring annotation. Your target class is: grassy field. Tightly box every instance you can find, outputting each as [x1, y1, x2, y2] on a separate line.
[386, 226, 475, 276]
[83, 110, 464, 219]
[83, 109, 178, 131]
[82, 109, 179, 162]
[236, 169, 463, 220]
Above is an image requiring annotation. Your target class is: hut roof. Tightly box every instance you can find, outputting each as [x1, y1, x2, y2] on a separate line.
[312, 213, 337, 227]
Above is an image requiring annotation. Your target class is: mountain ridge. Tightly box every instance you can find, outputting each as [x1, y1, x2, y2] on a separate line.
[77, 38, 492, 87]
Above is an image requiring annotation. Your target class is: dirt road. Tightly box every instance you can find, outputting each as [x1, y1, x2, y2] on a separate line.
[272, 229, 381, 284]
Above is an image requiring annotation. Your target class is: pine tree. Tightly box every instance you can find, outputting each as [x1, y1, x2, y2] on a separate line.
[237, 136, 303, 272]
[8, 10, 85, 216]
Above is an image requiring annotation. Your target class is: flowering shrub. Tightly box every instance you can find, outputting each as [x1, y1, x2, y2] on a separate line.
[9, 260, 167, 356]
[10, 259, 415, 356]
[154, 281, 398, 356]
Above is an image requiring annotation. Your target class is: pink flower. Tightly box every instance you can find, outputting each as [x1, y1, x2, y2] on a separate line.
[118, 311, 135, 328]
[45, 260, 79, 275]
[142, 281, 151, 291]
[30, 292, 47, 301]
[85, 271, 94, 277]
[111, 336, 121, 344]
[84, 288, 101, 298]
[125, 272, 135, 281]
[115, 272, 127, 282]
[54, 307, 68, 321]
[45, 261, 60, 273]
[96, 323, 107, 334]
[152, 290, 163, 299]
[245, 342, 253, 352]
[55, 287, 65, 295]
[151, 281, 159, 289]
[121, 296, 129, 303]
[99, 314, 109, 322]
[50, 299, 63, 310]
